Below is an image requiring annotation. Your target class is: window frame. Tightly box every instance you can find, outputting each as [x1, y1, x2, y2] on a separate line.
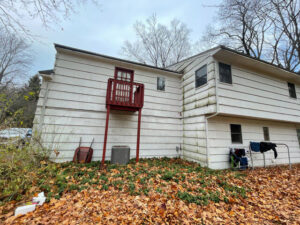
[157, 77, 165, 91]
[115, 67, 134, 82]
[230, 124, 243, 144]
[219, 62, 232, 84]
[195, 65, 207, 88]
[263, 127, 270, 141]
[287, 82, 297, 99]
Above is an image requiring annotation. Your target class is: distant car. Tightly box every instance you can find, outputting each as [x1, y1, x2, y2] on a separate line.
[0, 128, 32, 144]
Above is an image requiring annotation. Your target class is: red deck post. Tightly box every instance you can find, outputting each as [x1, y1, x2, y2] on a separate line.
[136, 108, 142, 162]
[101, 105, 110, 167]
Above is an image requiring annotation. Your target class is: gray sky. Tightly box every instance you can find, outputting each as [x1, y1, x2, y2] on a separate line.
[28, 0, 219, 78]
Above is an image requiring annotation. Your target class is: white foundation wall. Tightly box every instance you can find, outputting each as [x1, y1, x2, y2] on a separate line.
[207, 115, 300, 169]
[34, 50, 182, 162]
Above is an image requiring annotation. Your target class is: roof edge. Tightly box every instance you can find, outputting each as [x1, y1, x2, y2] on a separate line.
[218, 45, 299, 77]
[54, 43, 182, 75]
[167, 45, 222, 68]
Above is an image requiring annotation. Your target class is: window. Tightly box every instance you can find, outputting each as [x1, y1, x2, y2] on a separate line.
[288, 82, 297, 99]
[297, 129, 300, 146]
[115, 67, 134, 82]
[263, 127, 270, 141]
[219, 62, 232, 84]
[195, 65, 207, 88]
[157, 77, 165, 91]
[230, 124, 243, 144]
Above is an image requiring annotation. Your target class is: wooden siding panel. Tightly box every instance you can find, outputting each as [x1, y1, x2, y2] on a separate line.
[34, 51, 182, 161]
[180, 55, 217, 166]
[216, 63, 300, 122]
[207, 115, 300, 169]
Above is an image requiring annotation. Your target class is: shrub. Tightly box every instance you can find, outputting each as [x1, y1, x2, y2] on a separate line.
[0, 138, 50, 203]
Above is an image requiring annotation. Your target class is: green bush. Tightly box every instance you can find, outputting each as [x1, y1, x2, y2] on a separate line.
[0, 140, 50, 204]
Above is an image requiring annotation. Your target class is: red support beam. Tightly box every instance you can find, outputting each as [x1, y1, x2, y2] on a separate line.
[101, 105, 110, 167]
[136, 108, 142, 162]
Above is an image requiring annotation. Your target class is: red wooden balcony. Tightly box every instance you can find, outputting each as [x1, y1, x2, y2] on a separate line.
[106, 78, 144, 111]
[102, 67, 144, 167]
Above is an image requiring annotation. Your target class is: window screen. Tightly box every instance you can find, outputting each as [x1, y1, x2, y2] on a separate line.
[219, 62, 232, 84]
[288, 82, 297, 98]
[297, 129, 300, 146]
[195, 65, 207, 88]
[157, 77, 165, 91]
[263, 127, 270, 141]
[230, 124, 243, 144]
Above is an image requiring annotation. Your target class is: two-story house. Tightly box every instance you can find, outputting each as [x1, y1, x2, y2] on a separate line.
[34, 44, 300, 169]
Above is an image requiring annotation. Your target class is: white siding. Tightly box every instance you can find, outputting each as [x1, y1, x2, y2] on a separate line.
[180, 54, 217, 166]
[34, 51, 182, 161]
[207, 115, 300, 169]
[216, 61, 300, 123]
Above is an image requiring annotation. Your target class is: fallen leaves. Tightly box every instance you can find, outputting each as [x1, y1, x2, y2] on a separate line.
[1, 159, 299, 224]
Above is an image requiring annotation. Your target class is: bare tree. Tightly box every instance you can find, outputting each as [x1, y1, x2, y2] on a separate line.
[0, 0, 98, 37]
[268, 0, 300, 71]
[122, 15, 192, 68]
[202, 0, 271, 58]
[201, 0, 300, 72]
[0, 31, 31, 84]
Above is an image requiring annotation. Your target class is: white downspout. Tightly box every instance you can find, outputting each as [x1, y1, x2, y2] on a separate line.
[205, 59, 219, 168]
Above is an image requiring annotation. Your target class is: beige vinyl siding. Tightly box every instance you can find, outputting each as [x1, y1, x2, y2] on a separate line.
[207, 115, 300, 169]
[216, 62, 300, 123]
[34, 51, 182, 161]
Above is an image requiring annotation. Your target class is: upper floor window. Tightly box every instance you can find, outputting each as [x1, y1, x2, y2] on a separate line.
[219, 62, 232, 84]
[195, 65, 207, 88]
[115, 67, 134, 82]
[230, 124, 243, 144]
[157, 77, 165, 91]
[288, 82, 297, 99]
[263, 127, 270, 141]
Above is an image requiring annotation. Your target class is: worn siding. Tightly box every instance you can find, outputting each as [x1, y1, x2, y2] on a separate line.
[34, 51, 182, 162]
[207, 115, 300, 169]
[216, 61, 300, 123]
[179, 54, 217, 166]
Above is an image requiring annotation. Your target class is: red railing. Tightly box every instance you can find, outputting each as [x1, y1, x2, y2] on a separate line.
[106, 78, 144, 109]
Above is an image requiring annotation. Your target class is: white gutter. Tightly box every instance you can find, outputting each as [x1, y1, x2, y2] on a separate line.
[205, 59, 220, 168]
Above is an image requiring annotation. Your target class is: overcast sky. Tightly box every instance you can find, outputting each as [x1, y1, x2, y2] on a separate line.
[27, 0, 219, 78]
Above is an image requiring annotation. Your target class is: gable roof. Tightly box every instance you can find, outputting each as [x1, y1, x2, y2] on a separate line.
[54, 44, 182, 76]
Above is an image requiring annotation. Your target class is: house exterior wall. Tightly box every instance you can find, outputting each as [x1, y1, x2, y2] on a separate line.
[179, 54, 217, 166]
[215, 59, 300, 123]
[207, 115, 300, 169]
[34, 50, 182, 162]
[34, 45, 300, 169]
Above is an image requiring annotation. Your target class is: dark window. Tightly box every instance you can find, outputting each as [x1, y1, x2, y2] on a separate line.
[115, 67, 134, 82]
[263, 127, 270, 141]
[288, 82, 297, 98]
[297, 129, 300, 146]
[157, 77, 165, 91]
[230, 124, 243, 144]
[195, 65, 207, 88]
[219, 62, 232, 84]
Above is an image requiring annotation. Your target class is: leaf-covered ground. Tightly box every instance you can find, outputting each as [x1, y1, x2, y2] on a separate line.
[1, 158, 300, 224]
